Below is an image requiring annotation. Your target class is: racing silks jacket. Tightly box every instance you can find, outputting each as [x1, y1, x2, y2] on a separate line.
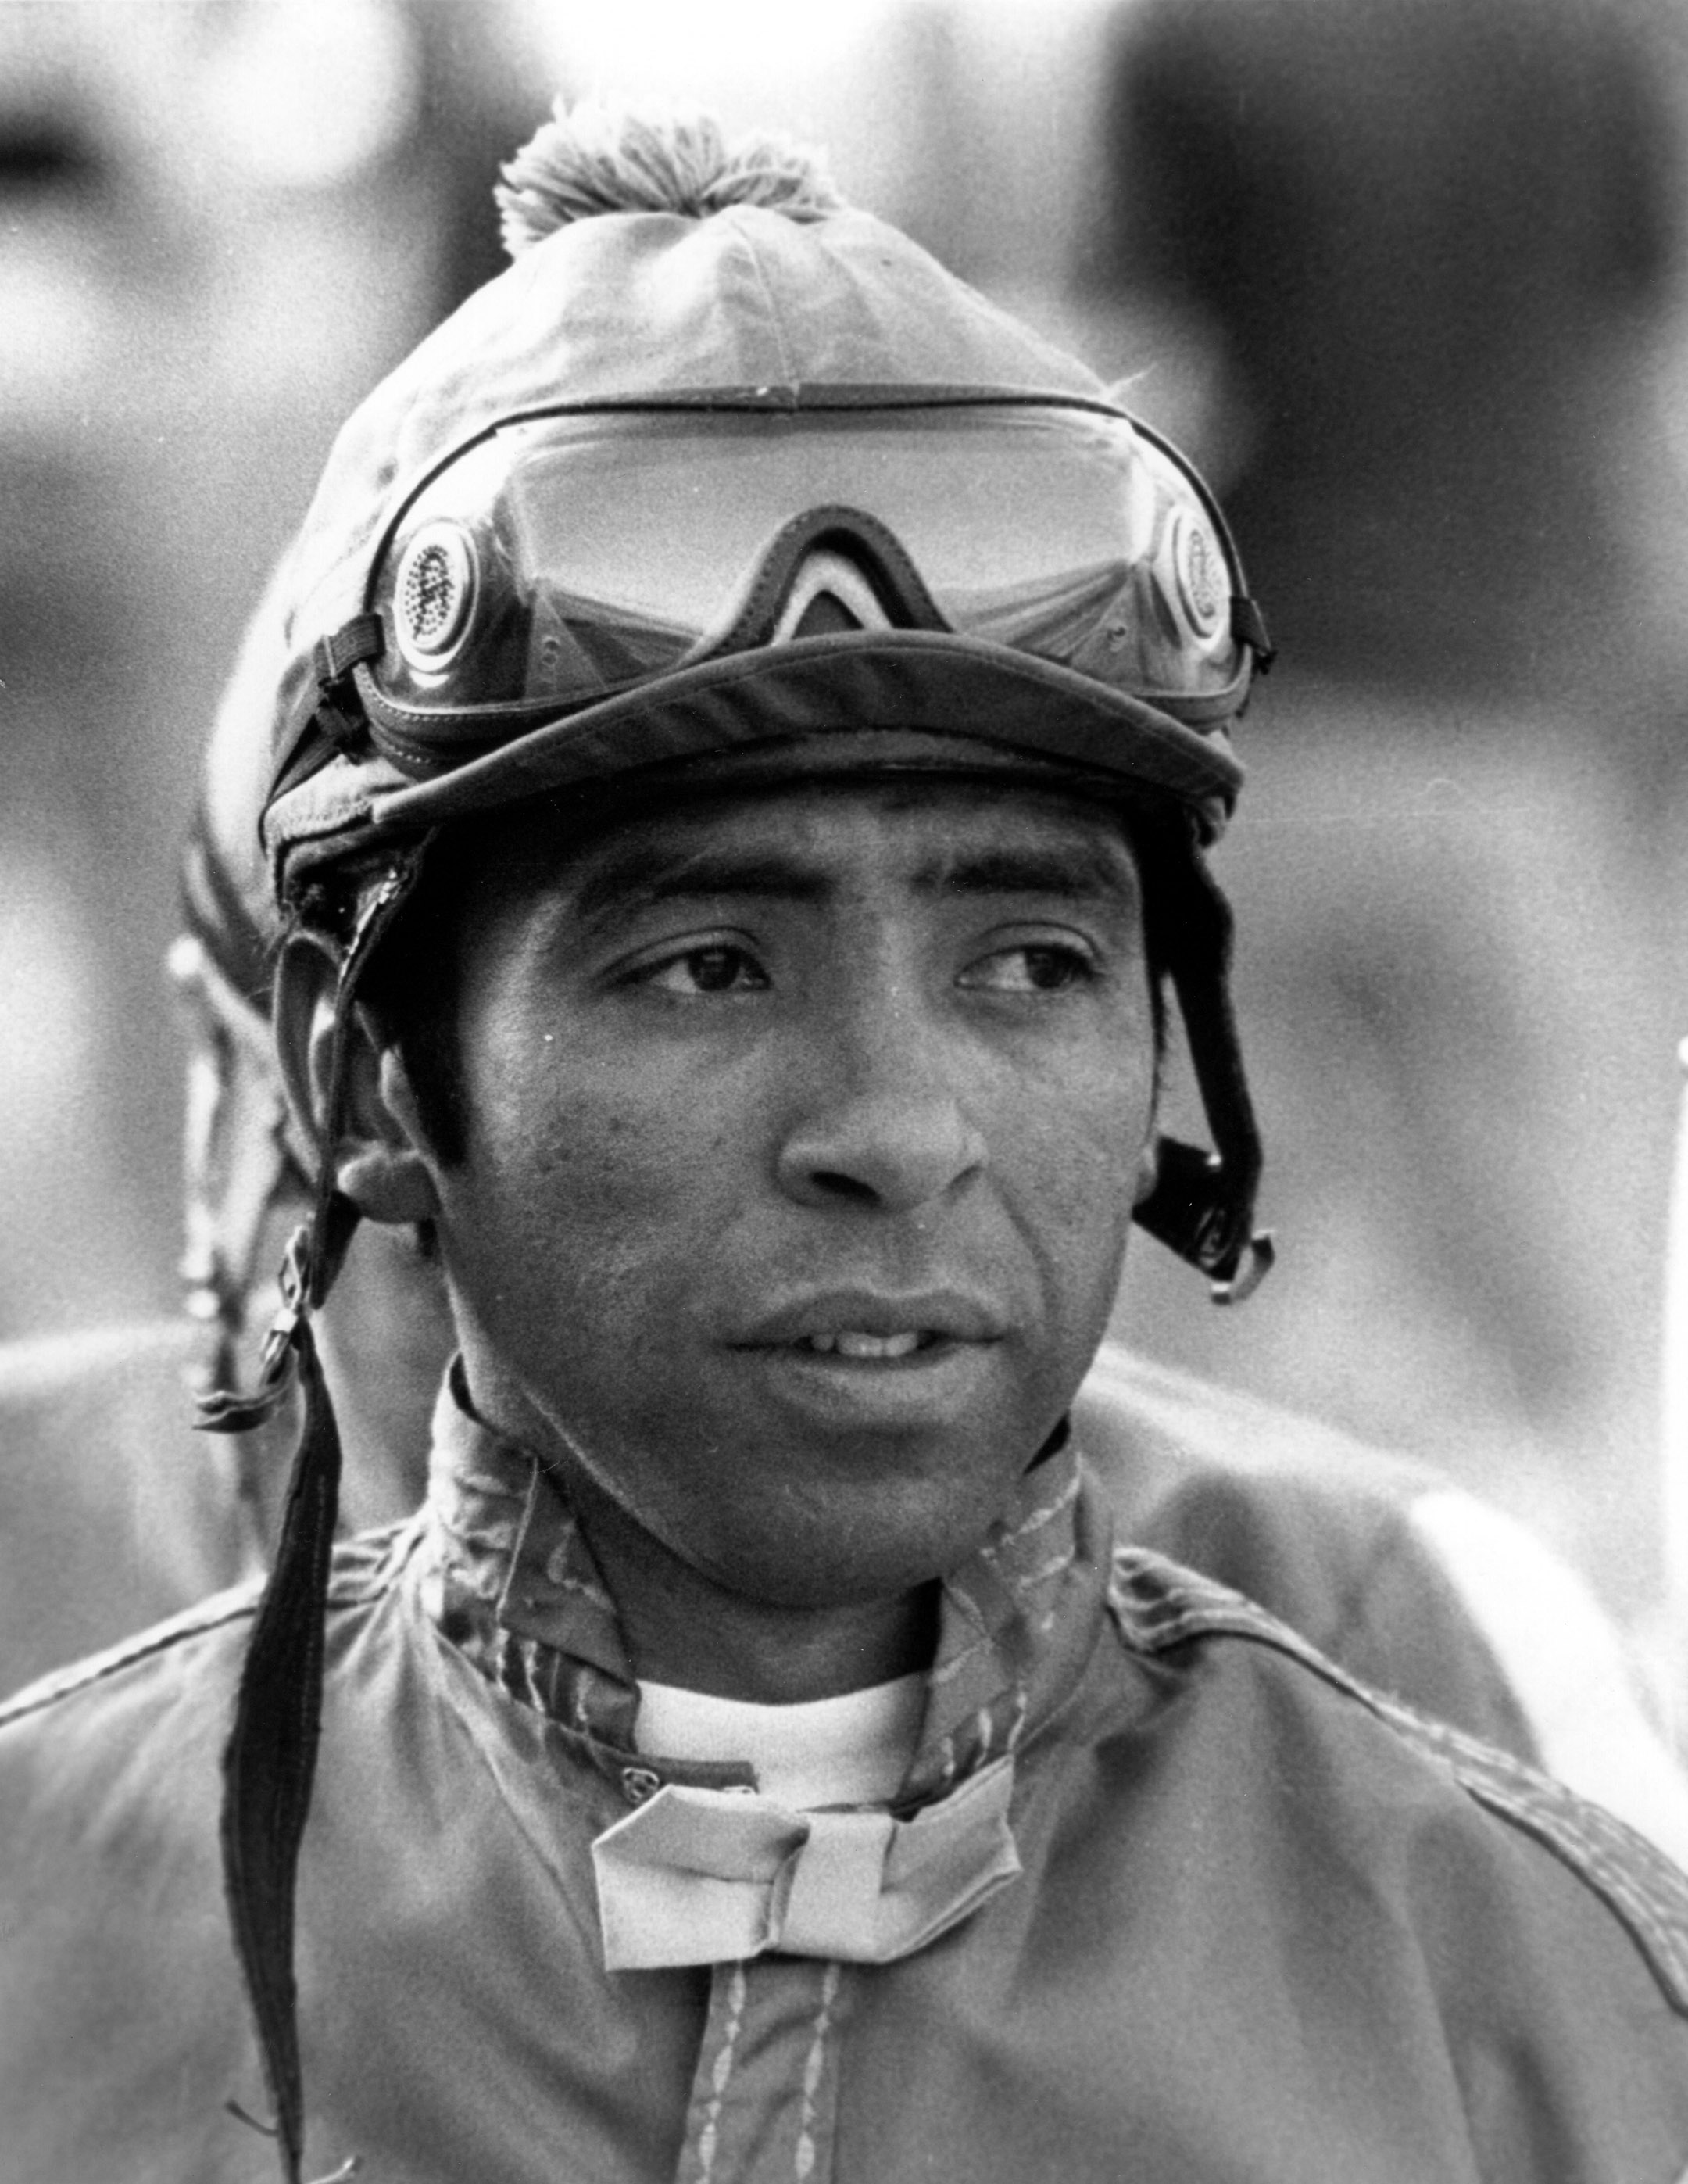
[2, 1374, 1687, 2182]
[10, 1320, 1685, 1867]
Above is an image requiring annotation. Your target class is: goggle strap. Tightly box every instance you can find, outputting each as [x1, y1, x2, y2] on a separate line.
[316, 619, 384, 755]
[263, 614, 388, 816]
[314, 615, 384, 689]
[1230, 595, 1275, 672]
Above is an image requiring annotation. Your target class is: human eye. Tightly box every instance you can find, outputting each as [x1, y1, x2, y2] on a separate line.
[958, 939, 1102, 995]
[633, 942, 771, 997]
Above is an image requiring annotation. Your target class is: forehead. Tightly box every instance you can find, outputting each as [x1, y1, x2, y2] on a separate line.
[494, 777, 1144, 924]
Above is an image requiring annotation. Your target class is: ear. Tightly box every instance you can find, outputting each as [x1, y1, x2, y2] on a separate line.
[273, 933, 441, 1226]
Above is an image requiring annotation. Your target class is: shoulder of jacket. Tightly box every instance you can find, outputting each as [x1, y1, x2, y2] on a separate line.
[1107, 1542, 1688, 2018]
[0, 1519, 417, 1731]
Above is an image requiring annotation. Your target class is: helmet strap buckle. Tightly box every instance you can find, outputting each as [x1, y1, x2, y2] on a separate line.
[311, 615, 384, 757]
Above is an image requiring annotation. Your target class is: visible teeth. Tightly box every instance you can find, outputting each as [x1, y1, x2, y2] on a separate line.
[805, 1330, 924, 1359]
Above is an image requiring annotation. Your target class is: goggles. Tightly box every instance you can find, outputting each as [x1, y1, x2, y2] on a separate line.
[308, 399, 1268, 786]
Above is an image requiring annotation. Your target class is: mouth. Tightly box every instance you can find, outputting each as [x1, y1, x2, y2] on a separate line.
[728, 1293, 1009, 1427]
[795, 1330, 939, 1360]
[731, 1297, 1014, 1422]
[738, 1291, 1008, 1358]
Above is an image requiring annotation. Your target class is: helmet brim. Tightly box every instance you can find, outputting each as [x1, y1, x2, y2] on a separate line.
[351, 626, 1241, 849]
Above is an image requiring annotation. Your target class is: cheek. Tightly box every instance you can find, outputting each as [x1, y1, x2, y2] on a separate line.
[1016, 1015, 1156, 1193]
[441, 1045, 757, 1330]
[1001, 1036, 1155, 1294]
[1032, 1112, 1145, 1269]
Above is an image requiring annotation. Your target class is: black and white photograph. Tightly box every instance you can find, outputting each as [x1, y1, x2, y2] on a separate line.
[3, 2, 1688, 2176]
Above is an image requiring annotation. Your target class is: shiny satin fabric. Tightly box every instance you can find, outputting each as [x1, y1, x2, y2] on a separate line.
[2, 1427, 1686, 2182]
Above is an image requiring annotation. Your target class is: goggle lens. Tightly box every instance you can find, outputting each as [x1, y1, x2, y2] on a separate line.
[372, 404, 1250, 743]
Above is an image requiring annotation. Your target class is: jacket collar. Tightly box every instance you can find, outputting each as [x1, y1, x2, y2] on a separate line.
[420, 1360, 1114, 1810]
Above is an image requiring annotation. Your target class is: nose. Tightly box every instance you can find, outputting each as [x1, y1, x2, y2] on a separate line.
[774, 987, 987, 1215]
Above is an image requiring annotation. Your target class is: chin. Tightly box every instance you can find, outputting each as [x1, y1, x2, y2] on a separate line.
[696, 1485, 1016, 1612]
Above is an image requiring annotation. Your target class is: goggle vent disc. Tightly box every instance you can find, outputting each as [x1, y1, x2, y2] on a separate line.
[1174, 512, 1225, 639]
[394, 521, 479, 673]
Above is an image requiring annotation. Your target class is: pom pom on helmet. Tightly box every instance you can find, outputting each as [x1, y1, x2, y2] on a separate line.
[495, 97, 845, 256]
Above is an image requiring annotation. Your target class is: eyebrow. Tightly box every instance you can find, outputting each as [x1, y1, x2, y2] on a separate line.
[927, 847, 1136, 901]
[572, 851, 830, 926]
[570, 840, 1139, 926]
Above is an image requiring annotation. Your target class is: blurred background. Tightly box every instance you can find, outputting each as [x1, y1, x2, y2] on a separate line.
[5, 0, 1688, 1649]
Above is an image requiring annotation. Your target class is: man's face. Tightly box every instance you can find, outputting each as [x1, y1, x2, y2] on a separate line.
[417, 776, 1157, 1610]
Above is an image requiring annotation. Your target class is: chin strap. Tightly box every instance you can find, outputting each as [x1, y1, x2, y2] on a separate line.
[1130, 834, 1274, 1305]
[216, 1294, 349, 2184]
[196, 843, 427, 2184]
[1134, 1136, 1275, 1304]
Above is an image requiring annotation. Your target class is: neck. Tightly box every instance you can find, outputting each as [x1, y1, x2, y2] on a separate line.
[315, 1223, 456, 1530]
[557, 1458, 940, 1704]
